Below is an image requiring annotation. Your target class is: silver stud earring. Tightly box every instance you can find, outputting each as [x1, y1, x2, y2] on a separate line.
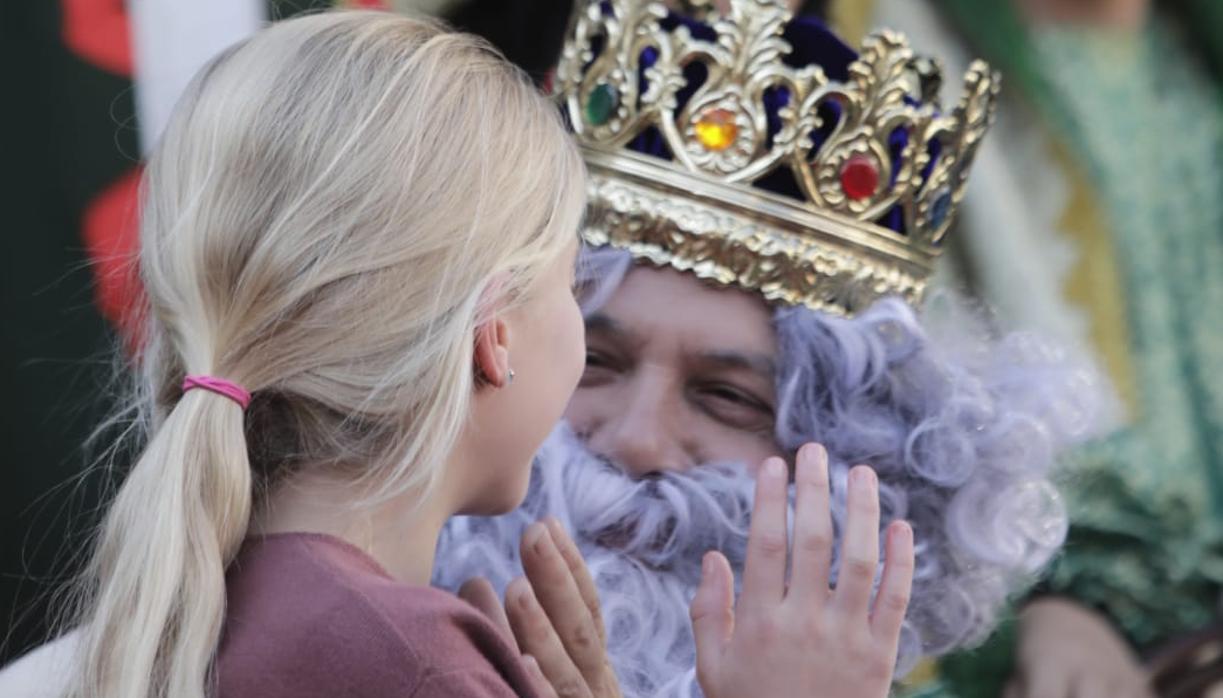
[507, 368, 516, 386]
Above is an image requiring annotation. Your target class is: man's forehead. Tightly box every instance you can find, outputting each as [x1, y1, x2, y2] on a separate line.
[589, 265, 776, 351]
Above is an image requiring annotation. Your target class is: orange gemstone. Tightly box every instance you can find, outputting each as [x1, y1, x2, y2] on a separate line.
[694, 109, 738, 151]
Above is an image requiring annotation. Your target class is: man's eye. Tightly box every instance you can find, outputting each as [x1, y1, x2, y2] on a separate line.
[692, 383, 775, 431]
[579, 349, 622, 387]
[585, 349, 616, 369]
[700, 383, 768, 408]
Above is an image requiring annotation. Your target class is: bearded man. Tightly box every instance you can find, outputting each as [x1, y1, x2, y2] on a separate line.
[434, 1, 1101, 696]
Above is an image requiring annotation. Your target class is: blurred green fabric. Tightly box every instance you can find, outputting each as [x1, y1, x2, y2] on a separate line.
[901, 2, 1223, 696]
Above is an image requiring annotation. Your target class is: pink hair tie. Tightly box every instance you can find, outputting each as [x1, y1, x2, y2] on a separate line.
[182, 375, 252, 410]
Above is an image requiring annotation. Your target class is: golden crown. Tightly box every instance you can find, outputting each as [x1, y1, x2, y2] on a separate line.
[558, 0, 999, 316]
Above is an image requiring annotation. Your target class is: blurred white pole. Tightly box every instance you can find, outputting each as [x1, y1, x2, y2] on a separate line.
[130, 0, 265, 154]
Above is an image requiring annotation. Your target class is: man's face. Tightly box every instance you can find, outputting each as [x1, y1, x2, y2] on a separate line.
[440, 265, 805, 697]
[565, 265, 780, 477]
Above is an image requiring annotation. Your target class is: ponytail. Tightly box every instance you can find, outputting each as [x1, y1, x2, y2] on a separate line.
[69, 387, 251, 698]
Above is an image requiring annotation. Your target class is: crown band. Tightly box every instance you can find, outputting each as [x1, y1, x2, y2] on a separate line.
[583, 148, 931, 315]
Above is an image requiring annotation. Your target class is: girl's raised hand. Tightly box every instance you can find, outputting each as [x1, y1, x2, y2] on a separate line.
[690, 443, 915, 698]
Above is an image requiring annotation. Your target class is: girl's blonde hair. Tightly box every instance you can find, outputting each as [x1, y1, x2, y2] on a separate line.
[63, 11, 585, 698]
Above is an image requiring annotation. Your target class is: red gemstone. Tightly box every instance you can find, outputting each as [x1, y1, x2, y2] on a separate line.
[839, 155, 879, 201]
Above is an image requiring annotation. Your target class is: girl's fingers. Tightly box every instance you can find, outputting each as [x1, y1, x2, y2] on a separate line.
[785, 443, 833, 606]
[542, 516, 607, 645]
[869, 520, 913, 643]
[520, 523, 606, 680]
[832, 465, 881, 618]
[522, 655, 561, 698]
[689, 551, 734, 687]
[505, 577, 590, 698]
[459, 577, 514, 648]
[739, 457, 790, 613]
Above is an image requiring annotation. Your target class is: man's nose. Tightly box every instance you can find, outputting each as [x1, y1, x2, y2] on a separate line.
[584, 380, 692, 479]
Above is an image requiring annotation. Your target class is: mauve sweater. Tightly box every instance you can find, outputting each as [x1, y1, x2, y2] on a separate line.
[216, 532, 539, 698]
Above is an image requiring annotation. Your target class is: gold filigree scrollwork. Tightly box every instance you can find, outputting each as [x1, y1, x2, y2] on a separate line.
[559, 0, 998, 315]
[559, 0, 676, 147]
[794, 31, 934, 220]
[669, 0, 794, 178]
[914, 61, 1000, 246]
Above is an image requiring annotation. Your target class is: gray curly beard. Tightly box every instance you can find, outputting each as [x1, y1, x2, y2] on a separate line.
[432, 424, 759, 698]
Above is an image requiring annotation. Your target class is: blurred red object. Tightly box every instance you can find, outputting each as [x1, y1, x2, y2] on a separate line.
[60, 0, 145, 344]
[82, 168, 145, 345]
[61, 0, 132, 76]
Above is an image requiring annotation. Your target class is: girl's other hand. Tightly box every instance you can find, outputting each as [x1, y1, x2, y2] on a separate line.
[460, 519, 622, 698]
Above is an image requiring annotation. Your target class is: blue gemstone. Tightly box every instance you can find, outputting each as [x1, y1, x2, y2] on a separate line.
[930, 191, 952, 228]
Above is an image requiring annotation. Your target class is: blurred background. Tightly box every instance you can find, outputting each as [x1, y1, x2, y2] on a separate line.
[1, 0, 1219, 696]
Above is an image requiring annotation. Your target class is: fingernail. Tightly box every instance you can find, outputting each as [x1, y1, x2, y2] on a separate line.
[525, 523, 548, 554]
[544, 517, 567, 542]
[801, 442, 826, 462]
[765, 458, 786, 480]
[525, 522, 544, 543]
[801, 444, 829, 482]
[853, 466, 876, 488]
[893, 520, 912, 542]
[518, 586, 535, 610]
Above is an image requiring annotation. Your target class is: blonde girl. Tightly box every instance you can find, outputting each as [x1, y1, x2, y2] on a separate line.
[64, 10, 586, 698]
[0, 9, 914, 698]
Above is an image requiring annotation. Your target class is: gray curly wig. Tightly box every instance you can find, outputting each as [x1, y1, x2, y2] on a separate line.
[434, 247, 1102, 697]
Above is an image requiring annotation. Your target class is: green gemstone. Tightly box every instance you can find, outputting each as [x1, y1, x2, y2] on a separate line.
[585, 83, 618, 126]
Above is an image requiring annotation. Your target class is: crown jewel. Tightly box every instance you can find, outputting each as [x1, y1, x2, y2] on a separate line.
[558, 0, 999, 315]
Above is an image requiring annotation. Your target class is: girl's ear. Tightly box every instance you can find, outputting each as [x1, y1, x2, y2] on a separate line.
[474, 317, 511, 388]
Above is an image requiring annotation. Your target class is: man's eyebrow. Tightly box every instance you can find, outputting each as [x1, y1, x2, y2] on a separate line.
[694, 350, 776, 381]
[584, 313, 638, 345]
